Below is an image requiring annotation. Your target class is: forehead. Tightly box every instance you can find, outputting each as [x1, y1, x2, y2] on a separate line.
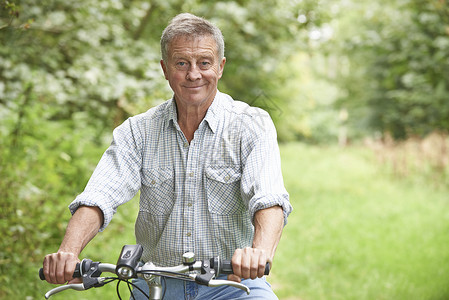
[168, 35, 218, 59]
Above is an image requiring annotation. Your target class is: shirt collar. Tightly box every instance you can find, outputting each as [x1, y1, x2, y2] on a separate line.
[165, 91, 222, 134]
[203, 91, 221, 134]
[166, 97, 179, 130]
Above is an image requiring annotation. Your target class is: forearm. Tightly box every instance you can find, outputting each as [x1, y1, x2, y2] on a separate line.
[43, 205, 104, 284]
[229, 205, 284, 282]
[58, 205, 104, 256]
[252, 205, 284, 263]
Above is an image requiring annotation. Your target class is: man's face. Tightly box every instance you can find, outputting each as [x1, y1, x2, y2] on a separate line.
[161, 35, 226, 110]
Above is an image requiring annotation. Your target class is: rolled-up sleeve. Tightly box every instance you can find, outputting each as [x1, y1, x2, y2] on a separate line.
[240, 109, 292, 226]
[69, 118, 142, 231]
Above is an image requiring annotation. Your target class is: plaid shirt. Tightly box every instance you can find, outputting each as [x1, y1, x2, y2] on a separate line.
[70, 91, 292, 266]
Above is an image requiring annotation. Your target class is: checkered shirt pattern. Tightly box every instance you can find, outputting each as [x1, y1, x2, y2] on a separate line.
[70, 91, 292, 266]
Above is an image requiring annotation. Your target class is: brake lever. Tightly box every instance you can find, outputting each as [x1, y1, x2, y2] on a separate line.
[189, 274, 251, 295]
[44, 283, 85, 299]
[208, 279, 250, 295]
[44, 277, 107, 299]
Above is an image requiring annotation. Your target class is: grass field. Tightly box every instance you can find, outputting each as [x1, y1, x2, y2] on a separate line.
[33, 143, 449, 300]
[271, 143, 449, 300]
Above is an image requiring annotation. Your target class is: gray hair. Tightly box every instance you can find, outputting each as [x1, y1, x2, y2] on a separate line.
[160, 13, 225, 62]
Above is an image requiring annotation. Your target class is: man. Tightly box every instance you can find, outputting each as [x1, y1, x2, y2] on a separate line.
[43, 13, 292, 299]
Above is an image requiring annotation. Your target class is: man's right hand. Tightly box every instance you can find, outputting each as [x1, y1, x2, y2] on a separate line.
[42, 206, 103, 284]
[42, 251, 80, 284]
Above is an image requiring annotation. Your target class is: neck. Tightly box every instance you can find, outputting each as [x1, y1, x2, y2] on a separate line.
[175, 100, 210, 143]
[178, 113, 203, 143]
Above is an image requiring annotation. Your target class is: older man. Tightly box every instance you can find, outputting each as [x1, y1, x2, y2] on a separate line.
[43, 13, 291, 299]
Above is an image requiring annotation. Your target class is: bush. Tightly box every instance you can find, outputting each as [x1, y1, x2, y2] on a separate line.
[0, 93, 108, 297]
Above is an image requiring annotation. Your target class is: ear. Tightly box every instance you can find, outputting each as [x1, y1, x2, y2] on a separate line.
[160, 60, 169, 80]
[218, 57, 226, 79]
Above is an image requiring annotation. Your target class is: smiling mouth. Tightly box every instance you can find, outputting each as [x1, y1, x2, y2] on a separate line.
[183, 82, 207, 88]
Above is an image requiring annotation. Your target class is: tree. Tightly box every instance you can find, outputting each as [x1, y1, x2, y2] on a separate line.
[327, 0, 449, 139]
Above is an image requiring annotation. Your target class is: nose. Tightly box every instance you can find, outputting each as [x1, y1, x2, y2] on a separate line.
[186, 64, 201, 81]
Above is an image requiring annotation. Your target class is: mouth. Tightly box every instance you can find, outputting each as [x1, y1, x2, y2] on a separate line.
[183, 83, 206, 89]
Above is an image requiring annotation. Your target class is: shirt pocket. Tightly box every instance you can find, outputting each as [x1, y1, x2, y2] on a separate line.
[205, 165, 245, 215]
[140, 167, 175, 215]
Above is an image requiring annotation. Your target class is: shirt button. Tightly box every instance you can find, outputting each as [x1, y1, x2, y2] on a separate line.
[186, 232, 191, 237]
[224, 175, 230, 182]
[187, 202, 192, 207]
[151, 180, 156, 185]
[189, 172, 194, 177]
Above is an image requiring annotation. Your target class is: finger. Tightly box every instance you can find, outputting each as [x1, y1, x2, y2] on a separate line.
[43, 255, 53, 284]
[63, 253, 78, 283]
[55, 253, 66, 284]
[257, 251, 267, 278]
[62, 257, 72, 283]
[68, 277, 83, 284]
[250, 250, 259, 280]
[241, 247, 251, 279]
[49, 255, 59, 284]
[227, 274, 241, 283]
[231, 248, 243, 278]
[63, 258, 72, 283]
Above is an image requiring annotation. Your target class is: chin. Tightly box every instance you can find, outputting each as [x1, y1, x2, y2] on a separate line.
[184, 92, 211, 103]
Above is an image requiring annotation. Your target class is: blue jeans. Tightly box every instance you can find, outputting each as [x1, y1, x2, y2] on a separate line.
[131, 275, 278, 300]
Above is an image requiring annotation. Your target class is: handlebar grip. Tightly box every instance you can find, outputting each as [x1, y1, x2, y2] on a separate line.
[220, 260, 270, 275]
[39, 268, 45, 280]
[39, 263, 81, 281]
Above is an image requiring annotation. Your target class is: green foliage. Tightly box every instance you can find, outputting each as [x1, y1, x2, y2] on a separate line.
[327, 0, 449, 139]
[273, 53, 342, 143]
[1, 0, 170, 131]
[0, 88, 108, 297]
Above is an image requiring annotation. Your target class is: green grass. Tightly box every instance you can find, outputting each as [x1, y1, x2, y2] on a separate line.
[271, 143, 449, 300]
[31, 143, 449, 299]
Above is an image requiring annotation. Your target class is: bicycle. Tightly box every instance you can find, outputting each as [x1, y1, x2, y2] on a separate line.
[39, 244, 270, 299]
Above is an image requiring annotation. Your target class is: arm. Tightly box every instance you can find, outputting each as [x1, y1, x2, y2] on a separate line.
[252, 205, 284, 262]
[228, 108, 291, 282]
[43, 206, 104, 284]
[228, 205, 284, 282]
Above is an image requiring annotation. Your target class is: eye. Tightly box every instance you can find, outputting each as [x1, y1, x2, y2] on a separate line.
[175, 61, 188, 70]
[199, 61, 211, 70]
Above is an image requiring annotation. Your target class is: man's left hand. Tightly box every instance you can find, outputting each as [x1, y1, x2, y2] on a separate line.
[227, 247, 270, 282]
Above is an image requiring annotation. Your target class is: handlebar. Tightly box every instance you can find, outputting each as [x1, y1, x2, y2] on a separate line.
[39, 259, 269, 281]
[39, 245, 270, 299]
